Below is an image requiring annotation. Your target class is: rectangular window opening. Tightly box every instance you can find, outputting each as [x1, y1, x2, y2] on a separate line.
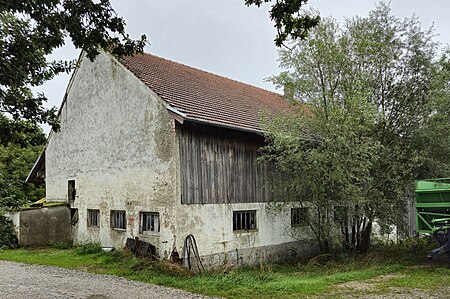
[110, 210, 126, 230]
[233, 210, 257, 231]
[140, 212, 160, 234]
[68, 180, 76, 201]
[291, 207, 309, 227]
[87, 209, 100, 227]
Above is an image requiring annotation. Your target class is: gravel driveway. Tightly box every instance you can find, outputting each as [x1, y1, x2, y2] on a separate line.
[0, 261, 212, 299]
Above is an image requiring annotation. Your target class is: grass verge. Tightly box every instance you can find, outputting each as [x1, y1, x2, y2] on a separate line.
[0, 242, 448, 298]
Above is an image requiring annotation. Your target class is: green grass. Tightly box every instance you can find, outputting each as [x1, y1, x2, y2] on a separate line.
[0, 244, 448, 298]
[377, 266, 450, 290]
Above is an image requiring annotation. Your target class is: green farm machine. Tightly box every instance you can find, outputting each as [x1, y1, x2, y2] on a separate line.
[415, 179, 450, 261]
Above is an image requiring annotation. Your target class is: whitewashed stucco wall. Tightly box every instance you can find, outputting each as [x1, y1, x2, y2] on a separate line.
[172, 201, 314, 266]
[45, 52, 179, 256]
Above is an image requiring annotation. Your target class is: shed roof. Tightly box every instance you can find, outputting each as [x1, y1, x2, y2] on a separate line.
[120, 53, 290, 133]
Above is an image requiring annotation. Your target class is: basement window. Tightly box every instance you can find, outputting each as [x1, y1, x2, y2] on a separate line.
[140, 212, 160, 234]
[291, 207, 309, 227]
[233, 210, 257, 232]
[111, 210, 126, 230]
[68, 180, 76, 201]
[87, 209, 100, 227]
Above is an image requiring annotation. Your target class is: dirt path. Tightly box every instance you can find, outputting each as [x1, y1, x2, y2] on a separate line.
[332, 273, 449, 299]
[0, 261, 212, 299]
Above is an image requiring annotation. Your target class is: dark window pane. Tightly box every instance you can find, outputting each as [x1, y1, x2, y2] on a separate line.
[233, 210, 257, 231]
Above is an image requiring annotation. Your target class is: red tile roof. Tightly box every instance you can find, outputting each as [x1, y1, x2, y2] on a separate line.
[120, 53, 290, 133]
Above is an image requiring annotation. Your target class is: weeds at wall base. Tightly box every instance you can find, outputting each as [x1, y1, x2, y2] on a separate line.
[48, 241, 73, 250]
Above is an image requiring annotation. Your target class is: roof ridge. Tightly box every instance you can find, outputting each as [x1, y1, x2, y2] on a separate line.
[139, 52, 282, 97]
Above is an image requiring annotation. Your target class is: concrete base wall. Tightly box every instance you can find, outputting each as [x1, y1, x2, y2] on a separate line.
[13, 206, 72, 247]
[186, 240, 319, 270]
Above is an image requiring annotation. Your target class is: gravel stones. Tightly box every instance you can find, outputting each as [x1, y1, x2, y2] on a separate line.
[0, 261, 212, 299]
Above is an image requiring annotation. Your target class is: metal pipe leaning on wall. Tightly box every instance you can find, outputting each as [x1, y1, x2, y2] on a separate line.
[182, 234, 204, 272]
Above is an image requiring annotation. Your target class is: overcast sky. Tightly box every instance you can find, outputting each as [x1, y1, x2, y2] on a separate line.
[37, 0, 450, 131]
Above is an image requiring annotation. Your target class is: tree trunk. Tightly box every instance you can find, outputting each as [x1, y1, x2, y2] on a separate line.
[358, 220, 372, 253]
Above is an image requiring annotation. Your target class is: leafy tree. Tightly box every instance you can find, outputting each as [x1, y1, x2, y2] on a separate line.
[0, 140, 46, 208]
[264, 3, 446, 252]
[0, 0, 146, 146]
[264, 103, 380, 252]
[413, 50, 450, 178]
[245, 0, 320, 46]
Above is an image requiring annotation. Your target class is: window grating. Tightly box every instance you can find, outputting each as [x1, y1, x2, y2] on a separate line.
[233, 210, 257, 231]
[87, 209, 100, 227]
[111, 210, 126, 230]
[140, 212, 160, 233]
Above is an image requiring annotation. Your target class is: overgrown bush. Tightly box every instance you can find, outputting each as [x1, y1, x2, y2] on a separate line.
[371, 236, 435, 254]
[48, 241, 73, 250]
[74, 242, 103, 255]
[0, 215, 18, 249]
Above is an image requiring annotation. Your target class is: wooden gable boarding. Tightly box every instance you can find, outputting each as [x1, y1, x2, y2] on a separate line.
[179, 122, 272, 204]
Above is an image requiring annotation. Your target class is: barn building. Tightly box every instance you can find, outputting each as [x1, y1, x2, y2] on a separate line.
[27, 52, 316, 267]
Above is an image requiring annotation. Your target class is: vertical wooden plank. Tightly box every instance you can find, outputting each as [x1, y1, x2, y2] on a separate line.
[242, 140, 247, 201]
[236, 139, 242, 203]
[231, 139, 238, 203]
[185, 130, 192, 204]
[200, 134, 207, 203]
[180, 129, 185, 204]
[247, 141, 252, 202]
[222, 138, 229, 203]
[179, 128, 187, 204]
[205, 134, 212, 203]
[198, 133, 203, 204]
[191, 129, 198, 203]
[187, 129, 194, 204]
[239, 139, 244, 203]
[212, 137, 219, 203]
[249, 143, 255, 203]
